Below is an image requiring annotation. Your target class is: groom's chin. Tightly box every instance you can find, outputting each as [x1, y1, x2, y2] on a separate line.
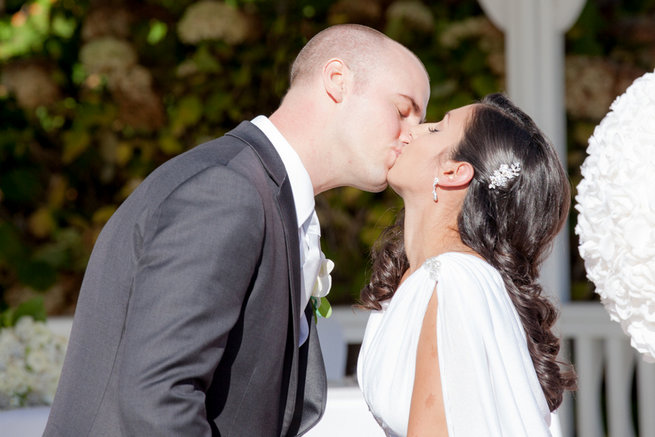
[369, 181, 388, 193]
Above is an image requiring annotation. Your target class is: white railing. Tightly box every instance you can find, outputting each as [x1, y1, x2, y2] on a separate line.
[48, 304, 655, 436]
[557, 303, 655, 437]
[321, 303, 655, 437]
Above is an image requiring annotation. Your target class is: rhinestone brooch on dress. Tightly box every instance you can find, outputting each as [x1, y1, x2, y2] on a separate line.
[424, 257, 441, 281]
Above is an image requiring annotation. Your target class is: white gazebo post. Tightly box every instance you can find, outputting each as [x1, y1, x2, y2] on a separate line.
[477, 0, 586, 303]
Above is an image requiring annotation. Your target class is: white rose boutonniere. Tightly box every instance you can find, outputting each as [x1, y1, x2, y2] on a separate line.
[310, 252, 334, 321]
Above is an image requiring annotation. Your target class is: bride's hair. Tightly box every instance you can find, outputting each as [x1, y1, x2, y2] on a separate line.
[359, 93, 576, 411]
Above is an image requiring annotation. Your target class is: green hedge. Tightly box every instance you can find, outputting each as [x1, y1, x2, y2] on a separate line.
[0, 0, 653, 312]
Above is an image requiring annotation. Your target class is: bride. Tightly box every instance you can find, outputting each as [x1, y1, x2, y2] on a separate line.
[357, 94, 576, 436]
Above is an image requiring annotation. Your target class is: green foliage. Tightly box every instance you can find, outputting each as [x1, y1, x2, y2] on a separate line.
[0, 0, 653, 310]
[564, 1, 655, 300]
[0, 0, 52, 60]
[0, 297, 47, 327]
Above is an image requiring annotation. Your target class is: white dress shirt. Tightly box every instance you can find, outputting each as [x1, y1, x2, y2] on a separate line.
[251, 115, 320, 346]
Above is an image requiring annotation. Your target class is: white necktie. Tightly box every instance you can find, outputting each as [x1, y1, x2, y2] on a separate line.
[298, 210, 321, 346]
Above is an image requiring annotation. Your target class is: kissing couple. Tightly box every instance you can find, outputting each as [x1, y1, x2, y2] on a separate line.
[45, 24, 575, 437]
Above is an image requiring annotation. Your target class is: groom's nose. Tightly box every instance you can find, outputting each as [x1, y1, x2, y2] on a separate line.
[400, 126, 412, 145]
[406, 125, 419, 142]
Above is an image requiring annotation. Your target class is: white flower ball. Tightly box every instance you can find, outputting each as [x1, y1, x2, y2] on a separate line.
[575, 69, 655, 362]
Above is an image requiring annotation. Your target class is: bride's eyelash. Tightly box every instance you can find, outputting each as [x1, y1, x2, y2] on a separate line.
[428, 126, 439, 133]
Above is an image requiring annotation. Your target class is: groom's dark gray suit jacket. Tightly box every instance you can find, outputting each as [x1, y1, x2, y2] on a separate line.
[44, 122, 327, 436]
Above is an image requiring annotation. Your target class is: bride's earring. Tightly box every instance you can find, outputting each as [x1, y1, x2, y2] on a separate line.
[432, 177, 439, 202]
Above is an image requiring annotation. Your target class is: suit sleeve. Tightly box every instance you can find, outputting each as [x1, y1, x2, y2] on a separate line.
[117, 165, 265, 436]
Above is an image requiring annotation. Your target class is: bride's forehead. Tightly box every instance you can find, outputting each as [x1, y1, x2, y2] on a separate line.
[451, 104, 476, 119]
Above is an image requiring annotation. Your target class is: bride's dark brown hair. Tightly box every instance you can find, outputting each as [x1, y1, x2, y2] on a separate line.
[360, 93, 576, 411]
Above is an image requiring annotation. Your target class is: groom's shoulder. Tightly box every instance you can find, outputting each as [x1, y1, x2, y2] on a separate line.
[150, 122, 267, 181]
[175, 122, 261, 168]
[122, 123, 270, 207]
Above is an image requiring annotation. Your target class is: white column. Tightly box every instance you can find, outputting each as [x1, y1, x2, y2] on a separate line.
[477, 0, 586, 302]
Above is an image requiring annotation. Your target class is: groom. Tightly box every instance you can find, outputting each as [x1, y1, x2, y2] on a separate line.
[45, 24, 429, 436]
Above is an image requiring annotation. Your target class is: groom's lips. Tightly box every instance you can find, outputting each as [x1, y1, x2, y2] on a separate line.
[389, 146, 404, 169]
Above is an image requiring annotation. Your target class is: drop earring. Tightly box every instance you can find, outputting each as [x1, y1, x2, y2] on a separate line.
[432, 177, 439, 202]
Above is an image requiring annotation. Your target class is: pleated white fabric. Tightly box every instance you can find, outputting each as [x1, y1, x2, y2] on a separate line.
[357, 252, 554, 436]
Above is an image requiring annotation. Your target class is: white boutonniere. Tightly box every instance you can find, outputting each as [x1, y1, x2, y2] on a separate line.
[310, 252, 334, 321]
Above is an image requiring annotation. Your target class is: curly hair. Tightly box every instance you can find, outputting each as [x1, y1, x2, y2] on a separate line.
[360, 93, 576, 411]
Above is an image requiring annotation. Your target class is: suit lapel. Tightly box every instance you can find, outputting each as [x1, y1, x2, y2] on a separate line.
[226, 122, 287, 186]
[276, 178, 304, 436]
[226, 122, 301, 346]
[293, 307, 328, 436]
[226, 123, 303, 434]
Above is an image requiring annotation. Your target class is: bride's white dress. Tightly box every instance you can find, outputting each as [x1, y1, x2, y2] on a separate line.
[357, 252, 555, 436]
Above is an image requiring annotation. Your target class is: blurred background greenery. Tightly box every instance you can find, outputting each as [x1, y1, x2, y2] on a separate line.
[0, 0, 654, 315]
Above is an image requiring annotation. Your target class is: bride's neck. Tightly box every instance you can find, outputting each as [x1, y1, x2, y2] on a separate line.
[402, 200, 470, 274]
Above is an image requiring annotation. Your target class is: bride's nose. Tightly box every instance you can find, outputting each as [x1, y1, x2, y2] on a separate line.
[408, 125, 420, 141]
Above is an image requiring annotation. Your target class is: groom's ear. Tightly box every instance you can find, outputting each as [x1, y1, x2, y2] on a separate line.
[440, 161, 474, 188]
[322, 59, 347, 103]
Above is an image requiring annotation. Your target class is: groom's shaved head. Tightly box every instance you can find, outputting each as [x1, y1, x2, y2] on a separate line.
[272, 24, 430, 194]
[290, 24, 415, 90]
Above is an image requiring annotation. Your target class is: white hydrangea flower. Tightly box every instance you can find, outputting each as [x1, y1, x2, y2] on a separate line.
[575, 69, 655, 362]
[177, 1, 251, 45]
[386, 1, 434, 34]
[79, 37, 138, 74]
[0, 329, 24, 366]
[440, 17, 492, 48]
[1, 61, 60, 109]
[0, 317, 68, 409]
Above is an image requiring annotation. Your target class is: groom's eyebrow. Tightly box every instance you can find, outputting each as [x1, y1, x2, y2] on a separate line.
[399, 94, 424, 122]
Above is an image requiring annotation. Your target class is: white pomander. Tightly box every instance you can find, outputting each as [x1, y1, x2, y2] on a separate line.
[575, 70, 655, 362]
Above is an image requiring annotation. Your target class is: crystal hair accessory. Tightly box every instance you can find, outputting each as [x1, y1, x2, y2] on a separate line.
[488, 162, 521, 190]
